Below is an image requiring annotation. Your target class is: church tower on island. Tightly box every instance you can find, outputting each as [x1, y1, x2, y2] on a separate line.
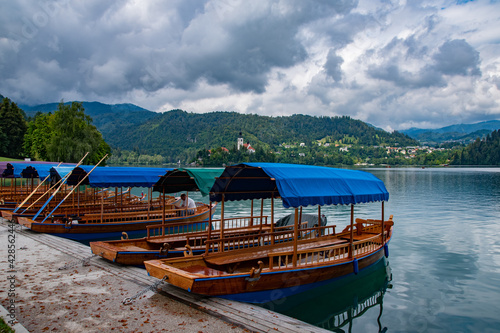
[237, 131, 244, 150]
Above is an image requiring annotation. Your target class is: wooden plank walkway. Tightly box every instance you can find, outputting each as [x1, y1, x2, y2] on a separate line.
[2, 218, 329, 333]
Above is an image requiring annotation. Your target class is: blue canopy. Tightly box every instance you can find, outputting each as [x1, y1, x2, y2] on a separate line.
[52, 165, 173, 188]
[209, 163, 389, 208]
[1, 162, 76, 179]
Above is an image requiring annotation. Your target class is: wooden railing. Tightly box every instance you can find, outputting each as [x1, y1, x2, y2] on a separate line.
[146, 218, 209, 238]
[209, 215, 268, 230]
[268, 234, 382, 269]
[204, 224, 337, 254]
[145, 217, 272, 242]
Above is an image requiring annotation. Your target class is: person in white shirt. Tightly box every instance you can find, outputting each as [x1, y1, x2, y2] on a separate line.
[180, 193, 196, 215]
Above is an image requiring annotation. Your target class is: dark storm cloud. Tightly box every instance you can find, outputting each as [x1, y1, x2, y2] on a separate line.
[324, 50, 344, 82]
[0, 0, 360, 103]
[366, 38, 480, 88]
[432, 39, 481, 76]
[367, 62, 446, 89]
[171, 0, 359, 93]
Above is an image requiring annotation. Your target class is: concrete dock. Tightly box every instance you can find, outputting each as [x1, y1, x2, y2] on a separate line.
[0, 217, 329, 332]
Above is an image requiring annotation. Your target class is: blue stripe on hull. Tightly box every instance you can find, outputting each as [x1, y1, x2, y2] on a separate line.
[216, 251, 387, 304]
[46, 221, 209, 242]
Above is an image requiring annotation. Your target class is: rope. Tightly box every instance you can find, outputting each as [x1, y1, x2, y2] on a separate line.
[58, 254, 98, 270]
[122, 276, 168, 305]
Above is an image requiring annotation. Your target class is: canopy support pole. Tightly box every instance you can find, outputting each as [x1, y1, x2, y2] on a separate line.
[219, 194, 225, 252]
[259, 198, 264, 232]
[100, 190, 104, 223]
[147, 188, 151, 219]
[349, 204, 354, 258]
[293, 207, 299, 268]
[162, 188, 165, 224]
[381, 201, 385, 244]
[318, 206, 321, 237]
[270, 195, 275, 245]
[206, 202, 213, 255]
[250, 199, 254, 226]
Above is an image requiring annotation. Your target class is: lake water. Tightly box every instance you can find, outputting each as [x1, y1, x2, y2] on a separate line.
[131, 167, 500, 332]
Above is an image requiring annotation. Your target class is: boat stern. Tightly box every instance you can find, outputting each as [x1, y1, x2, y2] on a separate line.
[144, 258, 201, 292]
[90, 241, 119, 263]
[17, 216, 34, 229]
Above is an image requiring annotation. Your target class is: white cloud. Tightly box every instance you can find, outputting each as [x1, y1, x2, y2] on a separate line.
[0, 0, 499, 130]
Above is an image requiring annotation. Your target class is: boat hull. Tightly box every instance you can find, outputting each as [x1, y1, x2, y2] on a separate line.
[90, 239, 206, 265]
[17, 210, 211, 242]
[145, 243, 388, 303]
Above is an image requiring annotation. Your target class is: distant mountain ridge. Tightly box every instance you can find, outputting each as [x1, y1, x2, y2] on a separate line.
[402, 120, 500, 143]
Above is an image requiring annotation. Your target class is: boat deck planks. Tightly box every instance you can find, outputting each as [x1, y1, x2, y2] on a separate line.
[1, 218, 329, 333]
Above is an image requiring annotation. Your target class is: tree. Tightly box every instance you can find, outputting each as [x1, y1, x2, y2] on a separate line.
[0, 98, 28, 158]
[23, 112, 52, 160]
[44, 101, 111, 164]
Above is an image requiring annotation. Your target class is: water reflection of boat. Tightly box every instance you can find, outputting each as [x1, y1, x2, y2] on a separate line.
[262, 256, 392, 332]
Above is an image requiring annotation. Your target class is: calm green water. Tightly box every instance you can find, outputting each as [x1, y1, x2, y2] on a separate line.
[133, 167, 500, 332]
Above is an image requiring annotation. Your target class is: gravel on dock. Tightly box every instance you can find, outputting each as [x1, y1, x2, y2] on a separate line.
[0, 220, 246, 333]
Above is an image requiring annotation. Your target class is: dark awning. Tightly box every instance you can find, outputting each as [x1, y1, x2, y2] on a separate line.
[153, 168, 225, 196]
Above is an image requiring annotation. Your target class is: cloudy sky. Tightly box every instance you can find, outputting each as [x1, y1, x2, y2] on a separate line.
[1, 0, 499, 131]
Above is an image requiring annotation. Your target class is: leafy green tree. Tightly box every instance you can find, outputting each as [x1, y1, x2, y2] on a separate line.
[0, 98, 28, 158]
[23, 112, 52, 160]
[45, 101, 111, 164]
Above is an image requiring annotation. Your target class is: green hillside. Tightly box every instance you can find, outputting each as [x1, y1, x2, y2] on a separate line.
[7, 97, 420, 164]
[108, 110, 418, 163]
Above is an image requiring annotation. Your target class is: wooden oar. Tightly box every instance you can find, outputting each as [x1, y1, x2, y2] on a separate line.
[41, 154, 108, 223]
[32, 153, 89, 221]
[13, 162, 63, 213]
[21, 176, 66, 213]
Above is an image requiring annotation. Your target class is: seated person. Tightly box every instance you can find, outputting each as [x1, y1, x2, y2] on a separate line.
[180, 193, 196, 215]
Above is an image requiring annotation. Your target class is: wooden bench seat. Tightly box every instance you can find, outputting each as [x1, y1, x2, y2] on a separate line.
[183, 265, 228, 276]
[146, 226, 271, 244]
[204, 238, 346, 266]
[120, 245, 155, 252]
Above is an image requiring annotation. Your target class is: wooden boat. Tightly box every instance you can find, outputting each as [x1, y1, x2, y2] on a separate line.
[0, 162, 154, 219]
[90, 167, 273, 264]
[0, 188, 150, 222]
[90, 214, 276, 265]
[17, 201, 215, 241]
[15, 166, 229, 241]
[144, 163, 393, 303]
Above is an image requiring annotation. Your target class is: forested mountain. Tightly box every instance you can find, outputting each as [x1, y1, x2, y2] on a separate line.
[450, 129, 500, 165]
[109, 110, 417, 163]
[10, 98, 418, 164]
